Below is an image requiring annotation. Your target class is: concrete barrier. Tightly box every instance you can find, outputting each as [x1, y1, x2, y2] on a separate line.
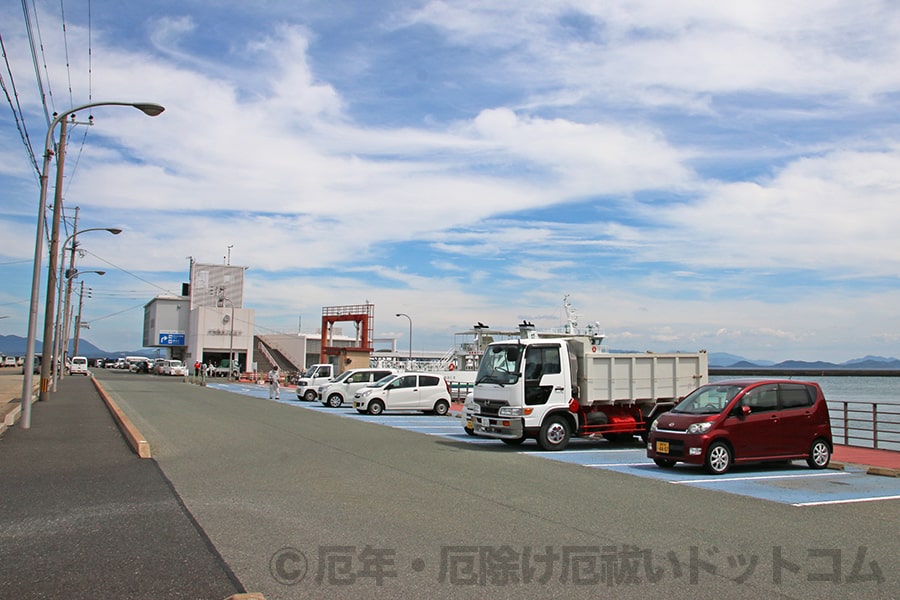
[91, 377, 152, 459]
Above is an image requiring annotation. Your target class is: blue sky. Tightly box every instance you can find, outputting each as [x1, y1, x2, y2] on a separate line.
[2, 1, 900, 362]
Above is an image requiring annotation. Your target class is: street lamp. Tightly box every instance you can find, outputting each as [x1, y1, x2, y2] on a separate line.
[53, 227, 120, 388]
[52, 268, 106, 387]
[395, 313, 412, 367]
[21, 101, 164, 429]
[218, 296, 236, 379]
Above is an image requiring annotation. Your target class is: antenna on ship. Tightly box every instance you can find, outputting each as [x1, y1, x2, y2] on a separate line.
[563, 295, 579, 334]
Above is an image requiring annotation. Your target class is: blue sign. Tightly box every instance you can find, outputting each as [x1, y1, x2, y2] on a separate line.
[159, 332, 185, 346]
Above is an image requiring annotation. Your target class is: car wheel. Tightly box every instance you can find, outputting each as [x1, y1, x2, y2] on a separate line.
[303, 389, 317, 402]
[654, 458, 677, 468]
[704, 441, 733, 475]
[356, 409, 367, 414]
[604, 432, 634, 444]
[433, 400, 450, 416]
[807, 438, 831, 469]
[537, 415, 570, 451]
[368, 400, 385, 415]
[327, 393, 344, 408]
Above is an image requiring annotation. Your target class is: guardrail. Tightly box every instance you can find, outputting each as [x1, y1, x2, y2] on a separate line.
[828, 401, 900, 451]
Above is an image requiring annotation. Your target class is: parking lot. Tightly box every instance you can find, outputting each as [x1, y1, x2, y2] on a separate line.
[212, 381, 900, 508]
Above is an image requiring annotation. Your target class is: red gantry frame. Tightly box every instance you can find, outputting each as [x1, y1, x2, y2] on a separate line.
[319, 303, 375, 364]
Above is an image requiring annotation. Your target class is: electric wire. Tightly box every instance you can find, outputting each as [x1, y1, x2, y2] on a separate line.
[0, 32, 41, 180]
[58, 0, 74, 107]
[22, 0, 54, 127]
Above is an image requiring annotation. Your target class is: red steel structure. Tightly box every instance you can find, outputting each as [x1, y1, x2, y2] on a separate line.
[319, 303, 375, 364]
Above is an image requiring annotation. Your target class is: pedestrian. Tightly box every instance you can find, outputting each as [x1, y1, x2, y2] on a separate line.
[268, 365, 280, 400]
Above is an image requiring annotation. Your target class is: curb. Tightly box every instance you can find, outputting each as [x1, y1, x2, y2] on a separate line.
[91, 377, 152, 459]
[0, 383, 39, 434]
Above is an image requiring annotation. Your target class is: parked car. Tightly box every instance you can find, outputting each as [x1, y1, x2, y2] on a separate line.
[2, 356, 17, 367]
[647, 379, 832, 474]
[162, 359, 187, 376]
[69, 356, 89, 376]
[352, 372, 452, 416]
[317, 368, 396, 408]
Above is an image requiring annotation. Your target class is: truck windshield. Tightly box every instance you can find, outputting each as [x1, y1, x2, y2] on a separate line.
[671, 385, 743, 415]
[475, 344, 522, 385]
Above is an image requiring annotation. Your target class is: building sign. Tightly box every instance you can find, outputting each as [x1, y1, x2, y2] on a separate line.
[159, 332, 186, 346]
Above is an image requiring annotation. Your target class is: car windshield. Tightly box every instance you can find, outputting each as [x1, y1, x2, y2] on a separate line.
[475, 344, 522, 386]
[368, 374, 396, 388]
[331, 370, 353, 384]
[671, 385, 744, 415]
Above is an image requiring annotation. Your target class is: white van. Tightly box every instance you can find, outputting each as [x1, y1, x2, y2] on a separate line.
[318, 368, 397, 408]
[70, 356, 89, 376]
[295, 364, 335, 401]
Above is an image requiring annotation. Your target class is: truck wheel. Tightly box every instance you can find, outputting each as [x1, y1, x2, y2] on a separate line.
[538, 415, 570, 451]
[806, 438, 831, 469]
[327, 393, 344, 408]
[368, 400, 385, 415]
[501, 436, 526, 446]
[704, 441, 732, 475]
[303, 389, 317, 402]
[432, 400, 450, 416]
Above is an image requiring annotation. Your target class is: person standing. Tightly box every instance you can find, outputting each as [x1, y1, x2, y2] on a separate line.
[268, 365, 280, 400]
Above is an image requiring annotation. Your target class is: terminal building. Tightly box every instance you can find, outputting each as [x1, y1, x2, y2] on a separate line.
[142, 262, 384, 376]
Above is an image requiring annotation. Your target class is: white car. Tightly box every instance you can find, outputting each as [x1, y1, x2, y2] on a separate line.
[353, 373, 452, 416]
[162, 359, 187, 376]
[69, 356, 89, 376]
[318, 368, 396, 408]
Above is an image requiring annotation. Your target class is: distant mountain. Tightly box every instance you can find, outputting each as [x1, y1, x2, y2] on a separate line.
[0, 334, 118, 358]
[709, 352, 776, 367]
[711, 353, 900, 370]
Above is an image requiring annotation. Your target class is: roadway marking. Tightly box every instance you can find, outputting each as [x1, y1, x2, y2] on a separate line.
[792, 494, 900, 507]
[673, 471, 851, 485]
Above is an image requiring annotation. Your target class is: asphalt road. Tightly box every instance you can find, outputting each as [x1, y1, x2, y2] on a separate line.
[93, 370, 898, 600]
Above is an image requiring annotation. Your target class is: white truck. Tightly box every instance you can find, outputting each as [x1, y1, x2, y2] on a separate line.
[470, 335, 707, 451]
[295, 363, 335, 401]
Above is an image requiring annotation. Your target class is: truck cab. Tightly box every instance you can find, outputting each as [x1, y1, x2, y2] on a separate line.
[296, 363, 335, 401]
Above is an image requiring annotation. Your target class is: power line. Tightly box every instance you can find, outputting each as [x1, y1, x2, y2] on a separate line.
[22, 0, 54, 127]
[59, 0, 74, 107]
[0, 31, 40, 179]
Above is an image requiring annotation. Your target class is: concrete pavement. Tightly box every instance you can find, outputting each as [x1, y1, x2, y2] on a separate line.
[0, 373, 246, 599]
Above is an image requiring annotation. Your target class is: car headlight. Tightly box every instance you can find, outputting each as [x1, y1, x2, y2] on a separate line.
[498, 406, 529, 417]
[687, 422, 713, 435]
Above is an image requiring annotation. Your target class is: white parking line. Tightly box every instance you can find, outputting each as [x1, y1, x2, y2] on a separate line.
[792, 494, 900, 507]
[673, 471, 851, 485]
[587, 462, 656, 467]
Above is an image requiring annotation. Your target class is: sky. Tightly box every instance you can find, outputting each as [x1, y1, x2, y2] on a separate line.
[1, 1, 899, 363]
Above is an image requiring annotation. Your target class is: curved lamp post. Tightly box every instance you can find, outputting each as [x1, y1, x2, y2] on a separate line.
[21, 101, 164, 429]
[395, 313, 413, 368]
[53, 228, 120, 388]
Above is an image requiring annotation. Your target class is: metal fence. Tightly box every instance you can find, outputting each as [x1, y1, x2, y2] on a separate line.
[828, 401, 900, 451]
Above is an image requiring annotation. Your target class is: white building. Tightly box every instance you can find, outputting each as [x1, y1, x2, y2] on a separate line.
[143, 262, 254, 372]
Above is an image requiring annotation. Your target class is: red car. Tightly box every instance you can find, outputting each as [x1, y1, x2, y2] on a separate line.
[647, 379, 832, 474]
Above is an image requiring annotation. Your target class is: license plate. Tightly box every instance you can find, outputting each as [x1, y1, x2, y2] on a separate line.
[656, 441, 670, 454]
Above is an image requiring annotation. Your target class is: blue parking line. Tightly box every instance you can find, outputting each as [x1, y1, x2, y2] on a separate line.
[216, 383, 900, 506]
